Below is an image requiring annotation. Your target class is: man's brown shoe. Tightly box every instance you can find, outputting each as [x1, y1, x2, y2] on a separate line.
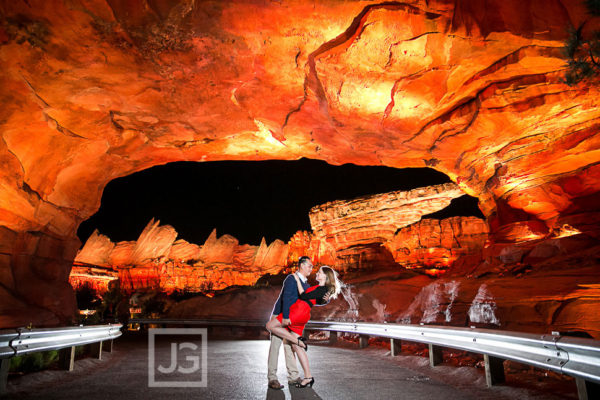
[288, 378, 302, 385]
[268, 379, 284, 390]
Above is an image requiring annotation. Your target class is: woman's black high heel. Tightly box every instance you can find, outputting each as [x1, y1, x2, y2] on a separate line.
[297, 336, 308, 351]
[295, 377, 314, 388]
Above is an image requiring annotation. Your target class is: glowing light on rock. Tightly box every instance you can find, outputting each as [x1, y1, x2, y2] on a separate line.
[422, 269, 446, 277]
[554, 224, 582, 238]
[69, 263, 119, 294]
[520, 233, 548, 242]
[338, 81, 394, 114]
[412, 281, 461, 324]
[444, 281, 460, 323]
[389, 91, 430, 119]
[253, 119, 285, 146]
[468, 284, 500, 326]
[230, 88, 240, 107]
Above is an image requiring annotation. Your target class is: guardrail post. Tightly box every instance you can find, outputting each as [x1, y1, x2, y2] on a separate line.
[429, 344, 443, 366]
[1, 358, 10, 395]
[359, 335, 369, 349]
[59, 346, 76, 371]
[484, 354, 505, 387]
[576, 378, 600, 400]
[391, 339, 401, 356]
[104, 339, 114, 353]
[91, 341, 103, 360]
[328, 331, 337, 345]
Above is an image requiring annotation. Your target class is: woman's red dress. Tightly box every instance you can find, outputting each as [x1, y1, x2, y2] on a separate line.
[276, 285, 320, 336]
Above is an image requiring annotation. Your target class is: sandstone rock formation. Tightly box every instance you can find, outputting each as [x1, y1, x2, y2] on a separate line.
[69, 263, 119, 294]
[1, 0, 599, 327]
[73, 219, 287, 293]
[309, 183, 488, 272]
[287, 231, 320, 264]
[386, 216, 489, 272]
[310, 183, 465, 248]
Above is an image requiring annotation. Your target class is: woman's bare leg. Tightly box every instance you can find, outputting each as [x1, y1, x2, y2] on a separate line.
[266, 319, 307, 350]
[289, 339, 312, 384]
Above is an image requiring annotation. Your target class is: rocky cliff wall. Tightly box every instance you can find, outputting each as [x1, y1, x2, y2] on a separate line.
[308, 183, 488, 272]
[386, 216, 489, 272]
[73, 220, 287, 293]
[309, 183, 465, 249]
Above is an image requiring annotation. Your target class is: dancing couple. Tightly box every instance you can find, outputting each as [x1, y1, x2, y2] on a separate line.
[266, 256, 341, 390]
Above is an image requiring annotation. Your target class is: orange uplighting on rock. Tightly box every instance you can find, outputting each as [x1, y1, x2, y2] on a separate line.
[336, 81, 395, 115]
[422, 269, 447, 277]
[69, 263, 119, 294]
[72, 220, 290, 294]
[554, 224, 582, 238]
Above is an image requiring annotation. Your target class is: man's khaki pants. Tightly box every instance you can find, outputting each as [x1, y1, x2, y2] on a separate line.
[267, 330, 300, 382]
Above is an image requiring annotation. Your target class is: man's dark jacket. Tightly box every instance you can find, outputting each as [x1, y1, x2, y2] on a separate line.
[272, 274, 311, 319]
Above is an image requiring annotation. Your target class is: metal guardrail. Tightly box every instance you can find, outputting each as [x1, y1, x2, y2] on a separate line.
[0, 323, 123, 395]
[304, 321, 600, 385]
[0, 324, 123, 359]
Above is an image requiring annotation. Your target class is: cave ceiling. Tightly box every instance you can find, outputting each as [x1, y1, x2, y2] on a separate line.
[0, 0, 599, 241]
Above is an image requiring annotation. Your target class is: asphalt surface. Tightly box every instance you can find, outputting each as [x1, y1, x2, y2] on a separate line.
[4, 331, 575, 400]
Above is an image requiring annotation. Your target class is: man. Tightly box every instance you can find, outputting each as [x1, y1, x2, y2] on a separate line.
[267, 256, 313, 389]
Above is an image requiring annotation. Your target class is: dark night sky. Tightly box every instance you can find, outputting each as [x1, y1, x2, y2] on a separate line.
[77, 158, 483, 246]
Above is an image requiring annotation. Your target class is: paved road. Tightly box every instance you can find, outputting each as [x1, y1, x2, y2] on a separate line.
[4, 332, 574, 400]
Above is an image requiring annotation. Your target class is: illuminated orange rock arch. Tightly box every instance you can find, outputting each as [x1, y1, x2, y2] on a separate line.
[1, 0, 599, 327]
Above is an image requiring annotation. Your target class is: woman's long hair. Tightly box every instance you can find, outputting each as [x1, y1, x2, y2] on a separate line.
[320, 266, 342, 300]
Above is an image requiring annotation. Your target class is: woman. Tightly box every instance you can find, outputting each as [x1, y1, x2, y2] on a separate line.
[266, 265, 342, 388]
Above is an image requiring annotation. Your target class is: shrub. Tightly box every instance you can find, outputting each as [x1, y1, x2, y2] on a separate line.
[75, 282, 100, 311]
[139, 291, 168, 318]
[9, 350, 58, 373]
[563, 1, 600, 85]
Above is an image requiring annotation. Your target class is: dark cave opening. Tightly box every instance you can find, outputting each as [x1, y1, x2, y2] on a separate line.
[77, 158, 483, 246]
[421, 195, 484, 220]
